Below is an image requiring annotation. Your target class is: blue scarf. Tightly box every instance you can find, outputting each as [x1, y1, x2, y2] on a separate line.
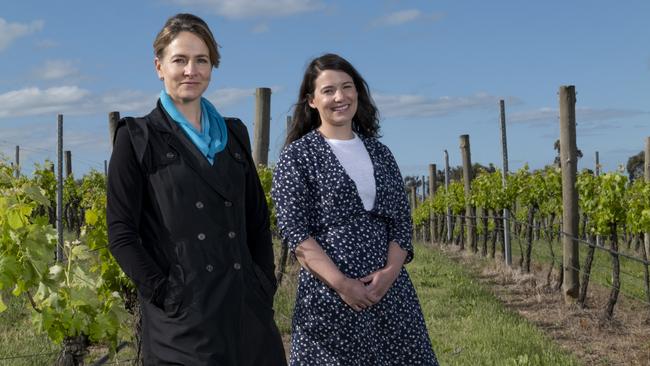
[160, 90, 228, 165]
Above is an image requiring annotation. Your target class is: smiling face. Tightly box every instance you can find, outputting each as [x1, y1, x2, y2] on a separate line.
[155, 31, 212, 105]
[308, 69, 358, 131]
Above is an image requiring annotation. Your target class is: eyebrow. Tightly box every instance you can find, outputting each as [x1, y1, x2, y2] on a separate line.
[319, 81, 354, 90]
[169, 53, 210, 59]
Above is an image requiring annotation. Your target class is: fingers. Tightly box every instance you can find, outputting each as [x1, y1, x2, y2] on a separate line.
[359, 273, 374, 283]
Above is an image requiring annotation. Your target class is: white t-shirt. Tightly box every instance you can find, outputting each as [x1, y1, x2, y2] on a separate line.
[324, 133, 376, 211]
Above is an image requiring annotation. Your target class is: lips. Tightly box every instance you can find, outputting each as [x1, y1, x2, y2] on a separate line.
[332, 104, 349, 112]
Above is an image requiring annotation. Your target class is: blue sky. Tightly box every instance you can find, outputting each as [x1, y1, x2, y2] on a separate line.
[1, 0, 648, 177]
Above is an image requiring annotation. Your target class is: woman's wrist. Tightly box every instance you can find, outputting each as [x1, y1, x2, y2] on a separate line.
[383, 263, 402, 279]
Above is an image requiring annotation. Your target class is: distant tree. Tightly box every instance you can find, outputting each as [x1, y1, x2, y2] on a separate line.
[553, 139, 583, 167]
[626, 151, 644, 182]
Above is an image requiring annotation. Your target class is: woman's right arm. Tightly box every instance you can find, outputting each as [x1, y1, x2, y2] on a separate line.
[294, 237, 376, 311]
[107, 126, 167, 307]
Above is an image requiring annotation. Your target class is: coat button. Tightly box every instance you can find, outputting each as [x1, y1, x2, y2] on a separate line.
[197, 233, 206, 240]
[166, 152, 175, 159]
[234, 152, 242, 160]
[233, 263, 241, 270]
[195, 201, 204, 209]
[206, 264, 213, 272]
[228, 231, 236, 239]
[224, 201, 232, 207]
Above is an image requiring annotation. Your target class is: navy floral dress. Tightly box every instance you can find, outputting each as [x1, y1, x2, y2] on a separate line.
[272, 130, 438, 365]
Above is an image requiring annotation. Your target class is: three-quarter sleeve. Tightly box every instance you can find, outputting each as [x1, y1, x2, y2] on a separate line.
[271, 144, 311, 254]
[107, 126, 167, 306]
[383, 145, 414, 263]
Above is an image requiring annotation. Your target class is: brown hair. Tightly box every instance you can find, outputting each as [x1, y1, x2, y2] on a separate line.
[285, 53, 380, 147]
[153, 13, 220, 68]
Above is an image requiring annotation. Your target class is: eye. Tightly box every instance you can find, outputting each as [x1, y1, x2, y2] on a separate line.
[198, 57, 210, 64]
[172, 58, 186, 64]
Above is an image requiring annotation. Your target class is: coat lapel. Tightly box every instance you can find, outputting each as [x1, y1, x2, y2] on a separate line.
[148, 104, 234, 202]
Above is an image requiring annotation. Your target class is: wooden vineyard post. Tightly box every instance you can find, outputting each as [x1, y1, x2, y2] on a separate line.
[500, 100, 512, 265]
[460, 135, 476, 253]
[645, 138, 650, 260]
[559, 85, 580, 303]
[14, 145, 20, 178]
[65, 150, 72, 178]
[429, 164, 437, 243]
[444, 150, 451, 243]
[56, 114, 64, 262]
[253, 87, 271, 167]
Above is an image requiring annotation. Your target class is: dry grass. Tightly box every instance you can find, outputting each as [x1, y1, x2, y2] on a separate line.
[438, 244, 650, 366]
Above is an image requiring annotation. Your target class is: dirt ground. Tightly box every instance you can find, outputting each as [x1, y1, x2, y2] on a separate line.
[439, 245, 650, 366]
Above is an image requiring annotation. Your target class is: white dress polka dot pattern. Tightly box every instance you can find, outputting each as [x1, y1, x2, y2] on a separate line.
[272, 130, 439, 365]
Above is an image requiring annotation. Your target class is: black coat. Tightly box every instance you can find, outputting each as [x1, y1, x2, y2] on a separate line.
[107, 102, 286, 365]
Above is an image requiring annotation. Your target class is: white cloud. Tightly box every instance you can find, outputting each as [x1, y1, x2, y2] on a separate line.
[0, 18, 44, 51]
[0, 86, 89, 118]
[374, 92, 508, 118]
[0, 85, 270, 119]
[96, 90, 158, 115]
[509, 107, 648, 125]
[33, 60, 80, 80]
[370, 9, 442, 28]
[206, 87, 255, 107]
[169, 0, 324, 19]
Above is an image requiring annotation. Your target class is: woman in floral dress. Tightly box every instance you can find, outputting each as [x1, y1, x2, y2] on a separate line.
[272, 53, 439, 365]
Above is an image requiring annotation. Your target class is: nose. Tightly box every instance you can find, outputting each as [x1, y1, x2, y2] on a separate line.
[334, 88, 345, 101]
[184, 61, 197, 76]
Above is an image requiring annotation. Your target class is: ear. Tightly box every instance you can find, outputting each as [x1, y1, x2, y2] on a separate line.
[307, 95, 316, 109]
[154, 57, 164, 80]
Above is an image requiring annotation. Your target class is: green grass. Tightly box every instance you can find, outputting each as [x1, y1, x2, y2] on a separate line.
[1, 242, 581, 365]
[409, 243, 581, 366]
[0, 296, 58, 365]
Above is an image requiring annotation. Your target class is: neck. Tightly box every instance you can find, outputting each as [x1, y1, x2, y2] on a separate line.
[318, 124, 354, 140]
[174, 99, 202, 131]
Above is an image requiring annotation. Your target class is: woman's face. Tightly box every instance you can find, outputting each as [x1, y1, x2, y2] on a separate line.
[308, 69, 358, 129]
[155, 31, 212, 105]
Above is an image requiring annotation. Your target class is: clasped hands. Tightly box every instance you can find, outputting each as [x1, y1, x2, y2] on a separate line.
[336, 265, 401, 312]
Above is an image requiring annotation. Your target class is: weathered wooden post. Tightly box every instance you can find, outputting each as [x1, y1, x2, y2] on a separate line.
[500, 100, 512, 265]
[411, 184, 418, 210]
[595, 151, 601, 247]
[253, 87, 271, 166]
[645, 138, 650, 261]
[460, 135, 476, 253]
[64, 150, 72, 178]
[444, 150, 451, 243]
[559, 85, 580, 303]
[56, 114, 64, 262]
[429, 164, 437, 243]
[108, 111, 121, 147]
[14, 145, 20, 178]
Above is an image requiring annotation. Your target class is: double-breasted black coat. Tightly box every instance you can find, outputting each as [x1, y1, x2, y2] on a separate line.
[107, 102, 286, 365]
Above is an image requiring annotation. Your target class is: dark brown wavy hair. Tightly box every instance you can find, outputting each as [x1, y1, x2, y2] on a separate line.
[285, 53, 380, 147]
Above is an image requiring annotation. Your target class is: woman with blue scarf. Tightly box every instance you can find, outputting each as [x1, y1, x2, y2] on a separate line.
[107, 13, 286, 366]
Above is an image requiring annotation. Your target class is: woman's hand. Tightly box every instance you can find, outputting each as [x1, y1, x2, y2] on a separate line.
[359, 265, 401, 304]
[336, 277, 376, 312]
